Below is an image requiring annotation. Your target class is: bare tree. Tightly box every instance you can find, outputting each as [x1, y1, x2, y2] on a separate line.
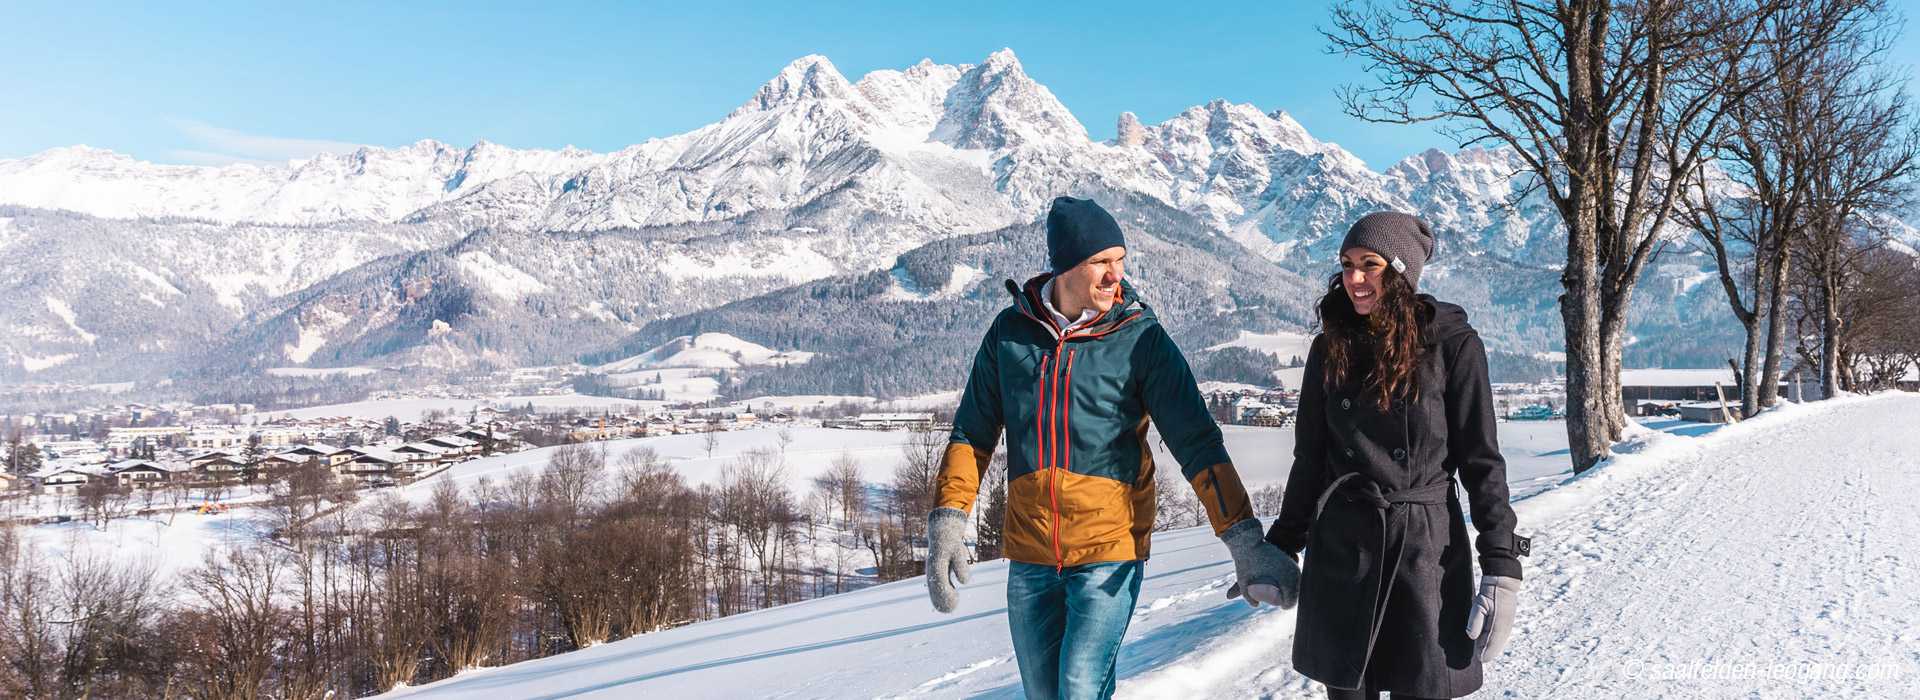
[1250, 483, 1288, 519]
[1329, 0, 1823, 470]
[1153, 468, 1204, 532]
[1679, 0, 1891, 416]
[49, 549, 160, 698]
[1789, 37, 1920, 397]
[418, 491, 512, 674]
[820, 453, 865, 525]
[178, 547, 284, 700]
[890, 427, 944, 546]
[1823, 247, 1920, 391]
[539, 442, 606, 523]
[608, 455, 702, 635]
[76, 479, 131, 530]
[713, 449, 797, 608]
[270, 457, 339, 542]
[0, 527, 58, 697]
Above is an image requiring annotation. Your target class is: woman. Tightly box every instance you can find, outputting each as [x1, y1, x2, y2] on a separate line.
[1266, 212, 1528, 699]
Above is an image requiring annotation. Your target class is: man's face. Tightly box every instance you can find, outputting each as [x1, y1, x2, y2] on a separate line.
[1056, 246, 1127, 315]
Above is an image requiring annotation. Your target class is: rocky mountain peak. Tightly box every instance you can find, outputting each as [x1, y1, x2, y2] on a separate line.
[1116, 112, 1147, 147]
[732, 54, 860, 117]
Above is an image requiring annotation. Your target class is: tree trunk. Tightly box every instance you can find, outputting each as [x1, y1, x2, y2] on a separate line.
[1738, 314, 1761, 418]
[1559, 8, 1613, 474]
[1598, 304, 1631, 441]
[1759, 253, 1790, 406]
[1821, 276, 1843, 398]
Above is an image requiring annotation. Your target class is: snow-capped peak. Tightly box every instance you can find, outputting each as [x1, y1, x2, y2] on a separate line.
[732, 54, 860, 117]
[980, 46, 1022, 71]
[1115, 112, 1147, 147]
[932, 47, 1088, 150]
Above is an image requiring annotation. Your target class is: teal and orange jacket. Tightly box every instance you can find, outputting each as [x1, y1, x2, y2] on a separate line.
[935, 273, 1256, 568]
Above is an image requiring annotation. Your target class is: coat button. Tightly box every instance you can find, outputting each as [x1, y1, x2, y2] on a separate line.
[1344, 447, 1355, 459]
[1392, 448, 1407, 461]
[1340, 398, 1351, 410]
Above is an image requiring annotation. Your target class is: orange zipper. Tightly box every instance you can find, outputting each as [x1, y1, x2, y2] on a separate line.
[1053, 347, 1078, 572]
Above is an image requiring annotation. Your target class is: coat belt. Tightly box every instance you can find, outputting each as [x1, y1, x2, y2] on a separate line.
[1307, 472, 1456, 685]
[1312, 472, 1453, 521]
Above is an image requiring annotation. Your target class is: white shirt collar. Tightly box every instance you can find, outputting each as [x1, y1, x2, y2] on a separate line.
[1040, 277, 1099, 335]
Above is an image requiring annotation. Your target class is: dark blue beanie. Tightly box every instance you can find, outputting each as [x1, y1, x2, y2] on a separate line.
[1046, 196, 1126, 273]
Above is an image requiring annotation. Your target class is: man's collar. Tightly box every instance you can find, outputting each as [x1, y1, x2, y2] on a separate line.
[1040, 277, 1098, 332]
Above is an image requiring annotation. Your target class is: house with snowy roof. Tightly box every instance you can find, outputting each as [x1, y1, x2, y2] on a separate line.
[189, 451, 246, 476]
[340, 448, 405, 481]
[422, 435, 479, 458]
[105, 459, 185, 487]
[28, 463, 107, 494]
[277, 443, 351, 468]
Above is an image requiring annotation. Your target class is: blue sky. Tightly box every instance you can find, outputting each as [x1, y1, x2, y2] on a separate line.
[4, 2, 1916, 172]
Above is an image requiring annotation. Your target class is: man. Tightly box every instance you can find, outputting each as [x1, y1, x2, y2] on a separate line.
[925, 196, 1300, 700]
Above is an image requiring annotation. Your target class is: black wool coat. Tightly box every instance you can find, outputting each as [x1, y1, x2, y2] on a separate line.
[1266, 297, 1525, 698]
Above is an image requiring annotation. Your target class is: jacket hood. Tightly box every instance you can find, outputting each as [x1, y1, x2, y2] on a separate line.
[1418, 295, 1476, 346]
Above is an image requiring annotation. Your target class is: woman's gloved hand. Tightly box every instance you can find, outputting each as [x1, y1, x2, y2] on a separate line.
[1466, 574, 1522, 657]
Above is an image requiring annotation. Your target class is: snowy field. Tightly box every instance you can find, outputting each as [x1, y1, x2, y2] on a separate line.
[377, 393, 1920, 699]
[17, 508, 275, 592]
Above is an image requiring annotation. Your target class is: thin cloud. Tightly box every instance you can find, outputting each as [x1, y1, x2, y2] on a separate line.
[168, 119, 365, 165]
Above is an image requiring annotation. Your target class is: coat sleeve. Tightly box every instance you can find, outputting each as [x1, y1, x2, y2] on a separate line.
[1444, 332, 1524, 579]
[1267, 334, 1328, 556]
[934, 316, 1005, 514]
[1137, 324, 1253, 535]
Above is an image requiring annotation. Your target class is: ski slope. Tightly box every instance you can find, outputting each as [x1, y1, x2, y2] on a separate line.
[379, 394, 1920, 698]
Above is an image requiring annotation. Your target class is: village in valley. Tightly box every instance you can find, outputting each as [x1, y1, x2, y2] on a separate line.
[0, 365, 949, 530]
[11, 344, 1892, 531]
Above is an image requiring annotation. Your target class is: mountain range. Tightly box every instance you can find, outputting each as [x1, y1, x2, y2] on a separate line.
[0, 49, 1762, 393]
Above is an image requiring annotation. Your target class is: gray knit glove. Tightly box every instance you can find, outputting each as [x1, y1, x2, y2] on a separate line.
[925, 507, 971, 613]
[1221, 519, 1299, 609]
[1466, 575, 1521, 658]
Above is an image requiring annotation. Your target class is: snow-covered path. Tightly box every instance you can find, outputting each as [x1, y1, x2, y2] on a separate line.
[1131, 392, 1920, 698]
[1490, 392, 1920, 696]
[379, 394, 1920, 699]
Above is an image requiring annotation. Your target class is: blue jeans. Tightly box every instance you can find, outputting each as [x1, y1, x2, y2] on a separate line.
[1006, 559, 1144, 700]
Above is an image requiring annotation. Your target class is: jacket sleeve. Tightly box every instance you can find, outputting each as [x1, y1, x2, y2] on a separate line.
[934, 317, 1005, 514]
[1137, 324, 1253, 535]
[1444, 332, 1523, 579]
[1267, 334, 1329, 555]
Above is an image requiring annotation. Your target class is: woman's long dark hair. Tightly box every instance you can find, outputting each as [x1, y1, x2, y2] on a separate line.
[1316, 267, 1429, 412]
